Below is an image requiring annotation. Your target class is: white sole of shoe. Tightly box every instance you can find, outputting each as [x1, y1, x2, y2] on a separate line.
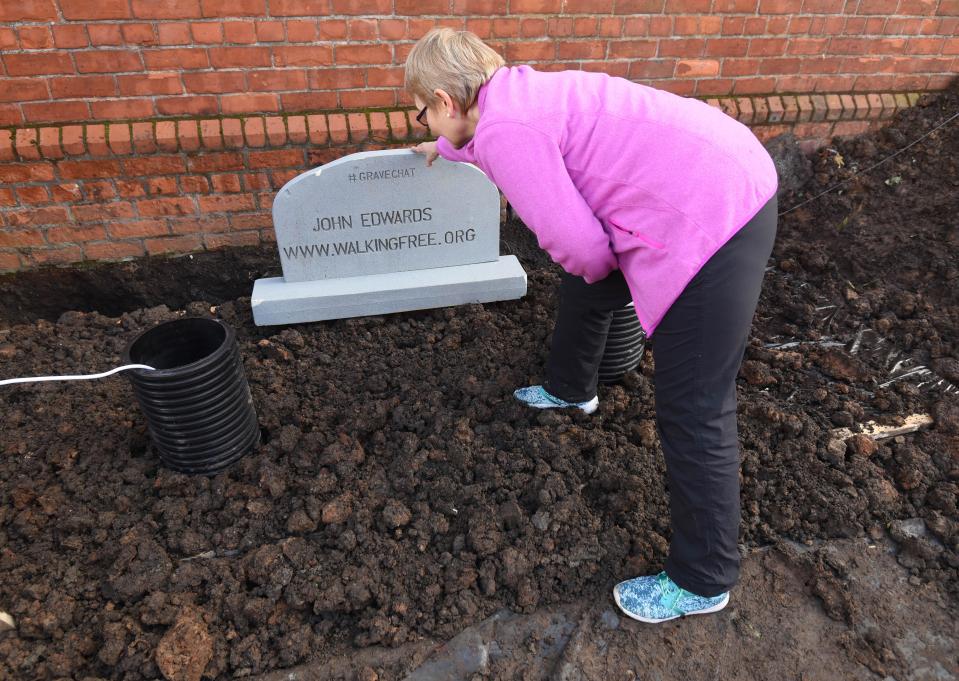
[612, 585, 729, 624]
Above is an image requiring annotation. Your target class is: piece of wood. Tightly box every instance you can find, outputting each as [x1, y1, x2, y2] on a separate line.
[831, 413, 933, 442]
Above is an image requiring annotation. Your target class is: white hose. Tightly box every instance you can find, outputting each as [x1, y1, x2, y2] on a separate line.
[0, 364, 156, 387]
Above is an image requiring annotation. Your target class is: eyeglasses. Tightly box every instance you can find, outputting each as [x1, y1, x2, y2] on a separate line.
[416, 106, 428, 127]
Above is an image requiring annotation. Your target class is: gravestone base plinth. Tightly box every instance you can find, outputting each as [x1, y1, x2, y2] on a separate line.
[251, 255, 526, 326]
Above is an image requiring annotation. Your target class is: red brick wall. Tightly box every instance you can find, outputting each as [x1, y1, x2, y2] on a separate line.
[0, 110, 430, 271]
[1, 1, 957, 272]
[1, 1, 956, 125]
[0, 93, 924, 273]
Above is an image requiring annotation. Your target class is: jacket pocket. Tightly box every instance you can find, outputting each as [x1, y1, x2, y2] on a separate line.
[607, 220, 666, 250]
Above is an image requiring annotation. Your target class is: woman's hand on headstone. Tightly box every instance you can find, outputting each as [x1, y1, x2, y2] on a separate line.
[411, 141, 439, 167]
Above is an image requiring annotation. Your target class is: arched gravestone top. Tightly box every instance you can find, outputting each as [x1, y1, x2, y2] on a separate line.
[272, 149, 501, 283]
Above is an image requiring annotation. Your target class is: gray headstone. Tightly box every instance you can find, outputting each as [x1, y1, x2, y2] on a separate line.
[252, 149, 526, 326]
[273, 149, 501, 282]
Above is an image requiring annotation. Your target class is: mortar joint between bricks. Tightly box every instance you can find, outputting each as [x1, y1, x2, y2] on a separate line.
[381, 111, 395, 143]
[196, 119, 211, 149]
[316, 112, 333, 148]
[359, 111, 373, 145]
[381, 112, 394, 144]
[99, 122, 111, 156]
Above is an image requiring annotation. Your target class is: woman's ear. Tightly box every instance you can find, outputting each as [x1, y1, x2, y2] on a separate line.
[433, 89, 457, 118]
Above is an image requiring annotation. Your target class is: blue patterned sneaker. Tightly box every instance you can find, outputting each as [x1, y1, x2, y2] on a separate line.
[513, 385, 599, 414]
[613, 571, 729, 623]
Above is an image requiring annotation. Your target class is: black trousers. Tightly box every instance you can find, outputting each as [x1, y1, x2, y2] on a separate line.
[544, 196, 778, 596]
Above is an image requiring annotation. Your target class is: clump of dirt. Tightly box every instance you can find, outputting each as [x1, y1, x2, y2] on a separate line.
[154, 607, 213, 681]
[0, 86, 957, 679]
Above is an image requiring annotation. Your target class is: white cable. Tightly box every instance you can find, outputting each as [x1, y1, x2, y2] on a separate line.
[0, 364, 156, 387]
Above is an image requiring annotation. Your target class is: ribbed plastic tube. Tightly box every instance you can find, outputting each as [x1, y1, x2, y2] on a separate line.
[598, 303, 646, 384]
[122, 318, 259, 474]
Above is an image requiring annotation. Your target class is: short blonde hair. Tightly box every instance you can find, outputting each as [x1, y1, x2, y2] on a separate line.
[405, 28, 505, 111]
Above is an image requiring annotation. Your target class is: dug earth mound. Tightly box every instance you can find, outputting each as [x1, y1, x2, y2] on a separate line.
[0, 86, 956, 679]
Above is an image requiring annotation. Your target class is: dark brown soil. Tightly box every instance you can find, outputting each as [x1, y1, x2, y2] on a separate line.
[1, 87, 957, 680]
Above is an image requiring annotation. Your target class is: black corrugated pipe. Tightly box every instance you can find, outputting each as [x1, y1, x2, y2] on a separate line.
[122, 317, 259, 475]
[598, 303, 646, 385]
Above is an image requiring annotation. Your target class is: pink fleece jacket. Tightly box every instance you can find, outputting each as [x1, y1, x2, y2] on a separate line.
[437, 65, 778, 335]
